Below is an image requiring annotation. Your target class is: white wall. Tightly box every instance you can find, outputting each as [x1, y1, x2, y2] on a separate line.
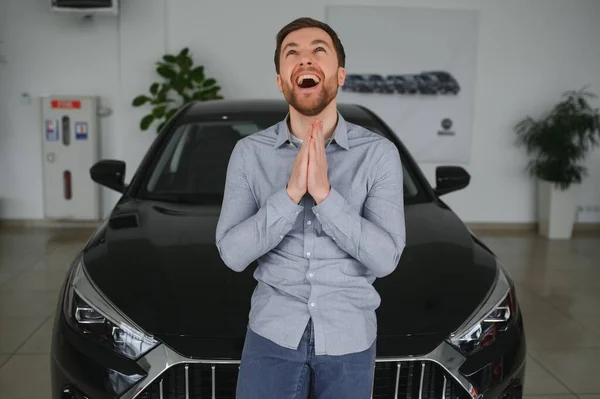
[1, 0, 599, 223]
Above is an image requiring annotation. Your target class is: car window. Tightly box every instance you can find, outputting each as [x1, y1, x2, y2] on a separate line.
[141, 119, 422, 205]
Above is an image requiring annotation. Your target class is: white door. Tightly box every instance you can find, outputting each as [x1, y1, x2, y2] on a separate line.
[41, 96, 100, 220]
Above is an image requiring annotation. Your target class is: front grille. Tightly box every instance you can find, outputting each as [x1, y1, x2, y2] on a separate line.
[372, 361, 466, 399]
[137, 360, 469, 399]
[137, 363, 239, 399]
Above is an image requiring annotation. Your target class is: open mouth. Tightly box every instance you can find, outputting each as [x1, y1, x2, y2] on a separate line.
[296, 74, 321, 89]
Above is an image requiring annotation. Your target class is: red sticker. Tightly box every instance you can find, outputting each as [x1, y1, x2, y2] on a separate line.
[51, 99, 81, 109]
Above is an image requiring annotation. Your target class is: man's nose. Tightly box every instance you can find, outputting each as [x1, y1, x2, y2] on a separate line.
[299, 54, 314, 66]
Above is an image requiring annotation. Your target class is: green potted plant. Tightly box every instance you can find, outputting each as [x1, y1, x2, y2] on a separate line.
[132, 47, 223, 133]
[514, 87, 600, 239]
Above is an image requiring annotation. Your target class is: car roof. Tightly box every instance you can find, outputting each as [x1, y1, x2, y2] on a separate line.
[182, 99, 378, 123]
[422, 70, 450, 75]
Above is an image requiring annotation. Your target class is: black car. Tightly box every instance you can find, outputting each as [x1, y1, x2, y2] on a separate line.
[415, 74, 440, 95]
[421, 71, 461, 95]
[51, 99, 526, 399]
[342, 74, 371, 93]
[385, 74, 419, 94]
[365, 74, 394, 93]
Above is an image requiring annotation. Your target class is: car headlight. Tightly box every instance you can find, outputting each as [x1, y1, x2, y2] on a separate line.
[448, 264, 517, 356]
[63, 259, 159, 360]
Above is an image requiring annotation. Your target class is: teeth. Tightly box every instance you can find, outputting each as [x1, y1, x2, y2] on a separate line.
[297, 74, 321, 85]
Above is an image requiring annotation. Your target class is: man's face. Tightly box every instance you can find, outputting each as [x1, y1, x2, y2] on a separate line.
[276, 27, 346, 116]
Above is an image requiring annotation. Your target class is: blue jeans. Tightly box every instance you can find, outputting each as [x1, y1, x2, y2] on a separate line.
[236, 319, 376, 399]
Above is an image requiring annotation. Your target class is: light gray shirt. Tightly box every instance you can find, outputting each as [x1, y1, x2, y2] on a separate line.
[215, 112, 406, 356]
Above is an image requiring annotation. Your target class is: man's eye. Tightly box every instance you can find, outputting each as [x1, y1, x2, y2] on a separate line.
[315, 47, 326, 52]
[287, 50, 296, 56]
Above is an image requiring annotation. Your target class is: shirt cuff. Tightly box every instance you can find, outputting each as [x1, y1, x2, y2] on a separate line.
[311, 186, 345, 223]
[271, 186, 304, 222]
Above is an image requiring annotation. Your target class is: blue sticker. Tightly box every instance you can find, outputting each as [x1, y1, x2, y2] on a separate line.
[46, 119, 59, 141]
[75, 122, 88, 140]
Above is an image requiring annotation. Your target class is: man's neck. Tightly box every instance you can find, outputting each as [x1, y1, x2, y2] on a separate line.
[288, 100, 338, 141]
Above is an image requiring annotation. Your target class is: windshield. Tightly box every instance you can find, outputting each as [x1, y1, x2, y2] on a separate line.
[426, 72, 450, 82]
[138, 116, 427, 206]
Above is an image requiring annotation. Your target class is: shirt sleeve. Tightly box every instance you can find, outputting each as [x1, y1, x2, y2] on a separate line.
[311, 141, 406, 278]
[215, 141, 304, 272]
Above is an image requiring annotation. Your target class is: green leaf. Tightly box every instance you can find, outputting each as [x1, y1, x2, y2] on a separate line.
[190, 66, 205, 82]
[153, 105, 167, 118]
[196, 86, 221, 100]
[157, 121, 167, 133]
[203, 78, 217, 88]
[163, 55, 177, 63]
[172, 77, 187, 93]
[132, 95, 151, 107]
[179, 47, 190, 58]
[192, 91, 206, 100]
[156, 89, 169, 104]
[157, 65, 177, 80]
[140, 114, 155, 131]
[180, 56, 193, 71]
[150, 83, 160, 95]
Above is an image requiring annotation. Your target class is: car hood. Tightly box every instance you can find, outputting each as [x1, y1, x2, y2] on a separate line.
[83, 198, 497, 358]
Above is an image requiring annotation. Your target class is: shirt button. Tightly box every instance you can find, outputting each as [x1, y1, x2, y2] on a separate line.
[307, 221, 312, 225]
[308, 273, 314, 278]
[280, 235, 284, 239]
[310, 302, 316, 307]
[306, 252, 311, 257]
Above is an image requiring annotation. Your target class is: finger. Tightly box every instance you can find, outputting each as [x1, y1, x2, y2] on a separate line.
[301, 127, 311, 152]
[318, 121, 324, 149]
[302, 137, 310, 160]
[317, 121, 325, 155]
[309, 120, 317, 138]
[305, 139, 311, 171]
[302, 133, 310, 149]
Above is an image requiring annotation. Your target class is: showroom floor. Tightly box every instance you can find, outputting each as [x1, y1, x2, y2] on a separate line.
[0, 226, 599, 398]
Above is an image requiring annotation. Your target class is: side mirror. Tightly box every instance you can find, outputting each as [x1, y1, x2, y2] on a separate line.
[90, 160, 127, 193]
[434, 166, 470, 196]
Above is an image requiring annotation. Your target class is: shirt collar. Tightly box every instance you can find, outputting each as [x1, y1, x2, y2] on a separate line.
[274, 112, 350, 151]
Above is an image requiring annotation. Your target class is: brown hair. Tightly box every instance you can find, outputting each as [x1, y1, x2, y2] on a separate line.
[274, 17, 346, 74]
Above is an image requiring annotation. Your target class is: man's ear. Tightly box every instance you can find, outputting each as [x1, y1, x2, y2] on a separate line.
[338, 67, 346, 87]
[276, 75, 284, 93]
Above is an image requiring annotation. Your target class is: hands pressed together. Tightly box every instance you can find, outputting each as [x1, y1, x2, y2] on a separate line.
[286, 120, 331, 205]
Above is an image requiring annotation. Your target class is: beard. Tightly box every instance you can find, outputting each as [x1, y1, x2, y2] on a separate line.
[282, 74, 339, 117]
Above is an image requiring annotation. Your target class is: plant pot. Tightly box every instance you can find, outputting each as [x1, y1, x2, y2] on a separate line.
[537, 180, 579, 239]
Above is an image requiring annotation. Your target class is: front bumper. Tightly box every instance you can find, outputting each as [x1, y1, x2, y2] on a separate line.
[51, 305, 526, 399]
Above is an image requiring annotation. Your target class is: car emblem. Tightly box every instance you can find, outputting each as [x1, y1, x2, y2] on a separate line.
[441, 118, 453, 130]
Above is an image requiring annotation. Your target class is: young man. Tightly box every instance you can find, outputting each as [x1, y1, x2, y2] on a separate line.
[215, 17, 406, 399]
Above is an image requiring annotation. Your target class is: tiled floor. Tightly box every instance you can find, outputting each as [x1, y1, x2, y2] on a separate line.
[0, 226, 599, 398]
